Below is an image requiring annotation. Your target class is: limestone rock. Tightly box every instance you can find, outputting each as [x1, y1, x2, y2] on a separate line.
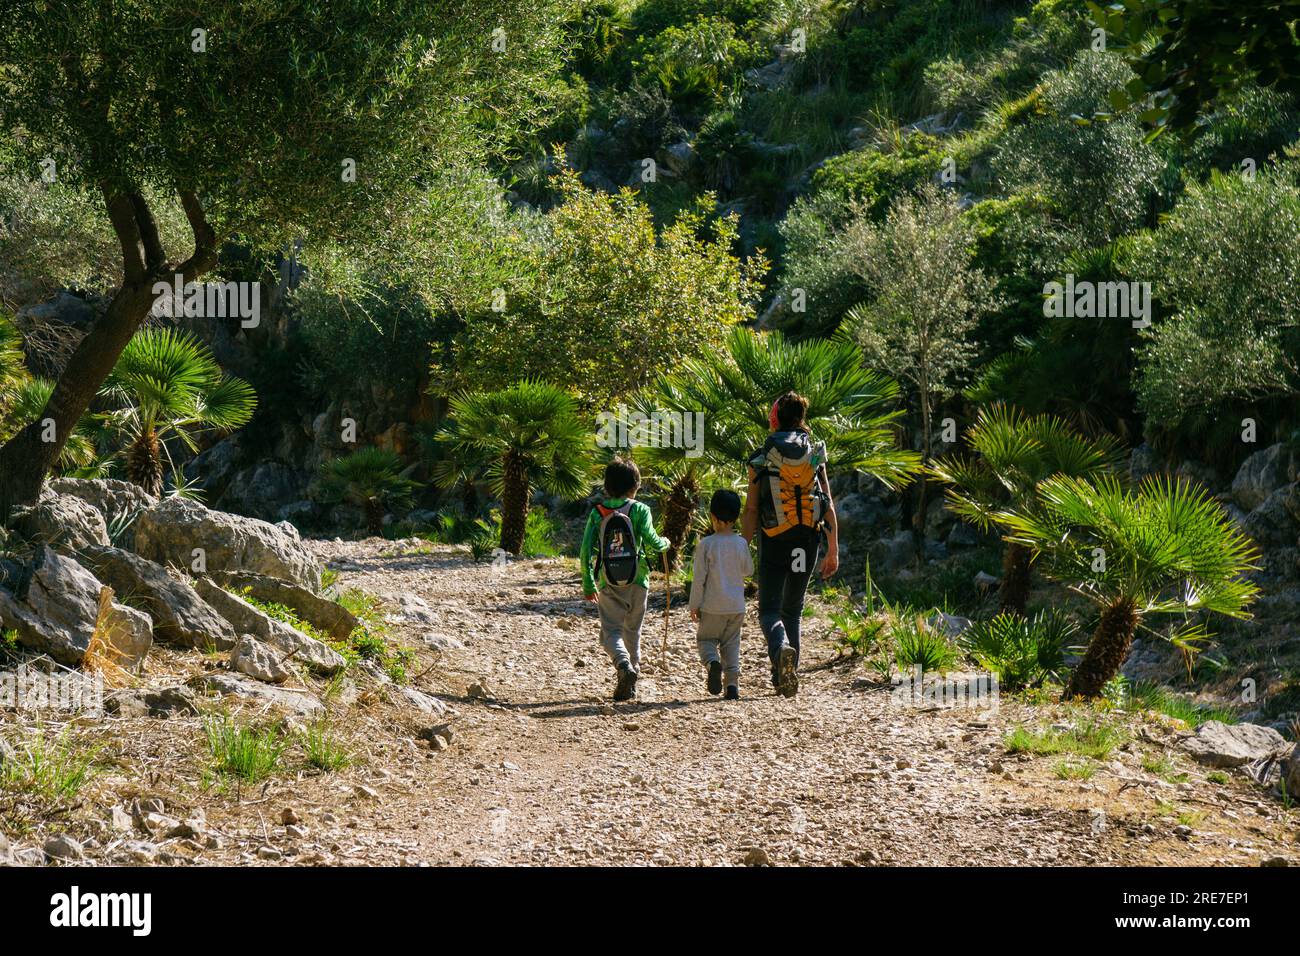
[1181, 720, 1291, 768]
[105, 685, 200, 718]
[78, 545, 236, 650]
[47, 477, 157, 548]
[0, 546, 106, 666]
[44, 834, 84, 862]
[91, 587, 153, 673]
[229, 635, 293, 684]
[193, 672, 324, 716]
[12, 490, 108, 550]
[1283, 743, 1300, 798]
[1232, 444, 1299, 511]
[211, 570, 358, 641]
[194, 579, 346, 675]
[133, 497, 322, 589]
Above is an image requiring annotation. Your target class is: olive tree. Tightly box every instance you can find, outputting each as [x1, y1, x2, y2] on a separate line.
[841, 184, 999, 543]
[0, 0, 563, 519]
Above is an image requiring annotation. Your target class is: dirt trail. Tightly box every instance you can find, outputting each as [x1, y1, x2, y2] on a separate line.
[299, 539, 1297, 867]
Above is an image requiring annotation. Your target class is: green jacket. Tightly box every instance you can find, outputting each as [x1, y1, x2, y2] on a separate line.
[580, 498, 670, 595]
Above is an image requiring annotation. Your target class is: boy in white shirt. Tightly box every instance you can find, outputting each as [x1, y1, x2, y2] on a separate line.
[688, 490, 753, 700]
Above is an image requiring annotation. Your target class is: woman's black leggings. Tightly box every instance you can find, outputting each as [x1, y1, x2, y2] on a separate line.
[756, 527, 819, 667]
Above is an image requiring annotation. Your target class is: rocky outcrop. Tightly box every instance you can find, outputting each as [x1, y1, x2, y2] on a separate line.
[12, 490, 109, 550]
[133, 497, 322, 589]
[193, 579, 347, 675]
[105, 685, 200, 718]
[192, 672, 324, 716]
[48, 478, 157, 547]
[229, 636, 293, 684]
[0, 546, 150, 669]
[1180, 720, 1291, 768]
[211, 570, 358, 642]
[78, 545, 236, 650]
[1231, 443, 1300, 512]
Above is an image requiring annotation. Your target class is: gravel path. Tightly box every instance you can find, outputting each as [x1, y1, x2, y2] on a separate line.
[300, 539, 1298, 867]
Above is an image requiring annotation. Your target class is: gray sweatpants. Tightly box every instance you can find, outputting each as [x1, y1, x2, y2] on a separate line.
[597, 583, 648, 672]
[696, 611, 742, 687]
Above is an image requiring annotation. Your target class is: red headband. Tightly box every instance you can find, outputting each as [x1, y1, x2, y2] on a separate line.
[769, 399, 780, 431]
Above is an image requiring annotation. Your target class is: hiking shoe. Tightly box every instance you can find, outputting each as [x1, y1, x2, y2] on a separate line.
[707, 661, 723, 695]
[613, 664, 635, 702]
[771, 665, 780, 690]
[627, 665, 639, 699]
[777, 645, 798, 698]
[725, 686, 740, 701]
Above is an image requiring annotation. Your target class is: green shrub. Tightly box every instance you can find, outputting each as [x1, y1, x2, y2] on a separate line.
[828, 606, 888, 658]
[960, 609, 1077, 690]
[0, 728, 98, 800]
[892, 613, 959, 673]
[1004, 719, 1127, 759]
[1131, 169, 1300, 436]
[302, 720, 351, 772]
[991, 51, 1164, 247]
[204, 714, 288, 784]
[467, 508, 561, 560]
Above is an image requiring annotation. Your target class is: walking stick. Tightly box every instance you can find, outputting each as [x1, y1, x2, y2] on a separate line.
[661, 550, 670, 667]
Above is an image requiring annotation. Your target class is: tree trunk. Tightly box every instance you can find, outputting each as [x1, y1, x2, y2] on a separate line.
[0, 186, 216, 523]
[1064, 596, 1138, 699]
[364, 497, 385, 537]
[461, 478, 479, 518]
[0, 281, 157, 520]
[999, 542, 1032, 615]
[661, 472, 700, 571]
[127, 429, 164, 497]
[499, 452, 529, 555]
[912, 392, 932, 560]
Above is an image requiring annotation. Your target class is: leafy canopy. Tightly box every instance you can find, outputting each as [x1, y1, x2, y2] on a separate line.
[0, 0, 568, 252]
[437, 166, 767, 408]
[1130, 169, 1300, 425]
[1087, 0, 1300, 135]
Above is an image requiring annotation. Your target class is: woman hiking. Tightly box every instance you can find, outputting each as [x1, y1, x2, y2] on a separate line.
[741, 390, 839, 697]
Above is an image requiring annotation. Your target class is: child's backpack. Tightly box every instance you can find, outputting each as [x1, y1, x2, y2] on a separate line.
[594, 502, 640, 587]
[749, 431, 829, 537]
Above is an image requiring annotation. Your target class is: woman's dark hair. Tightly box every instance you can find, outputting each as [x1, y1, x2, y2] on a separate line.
[774, 390, 809, 431]
[709, 489, 742, 524]
[604, 457, 641, 497]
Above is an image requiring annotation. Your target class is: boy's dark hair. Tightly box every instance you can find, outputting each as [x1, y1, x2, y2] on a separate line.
[709, 489, 742, 524]
[604, 457, 641, 497]
[775, 390, 809, 431]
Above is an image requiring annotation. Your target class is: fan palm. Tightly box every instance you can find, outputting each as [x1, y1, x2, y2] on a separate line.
[0, 317, 100, 474]
[0, 313, 25, 409]
[929, 404, 1123, 613]
[102, 328, 256, 495]
[635, 326, 921, 568]
[321, 447, 418, 536]
[434, 381, 592, 555]
[997, 474, 1260, 699]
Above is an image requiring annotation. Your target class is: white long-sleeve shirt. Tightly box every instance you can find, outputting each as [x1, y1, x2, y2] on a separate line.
[688, 532, 753, 615]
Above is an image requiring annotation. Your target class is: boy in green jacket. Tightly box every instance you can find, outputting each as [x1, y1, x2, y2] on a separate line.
[580, 457, 670, 701]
